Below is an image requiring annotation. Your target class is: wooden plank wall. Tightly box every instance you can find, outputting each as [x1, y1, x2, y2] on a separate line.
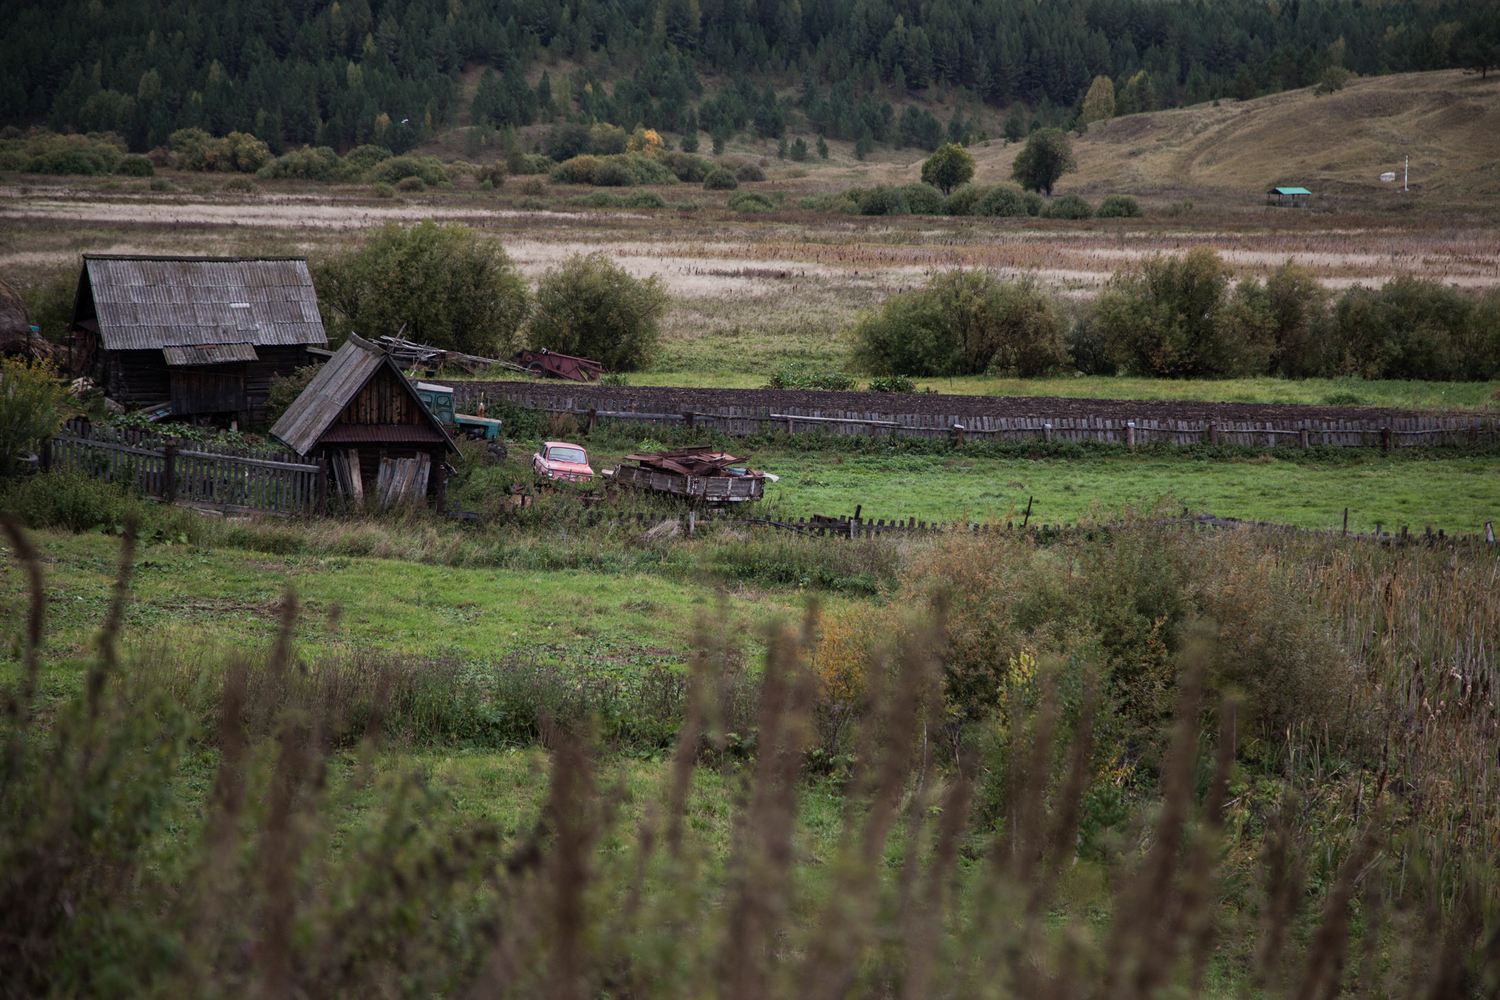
[456, 386, 1500, 449]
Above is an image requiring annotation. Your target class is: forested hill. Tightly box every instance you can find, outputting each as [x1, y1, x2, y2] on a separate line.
[3, 0, 1497, 155]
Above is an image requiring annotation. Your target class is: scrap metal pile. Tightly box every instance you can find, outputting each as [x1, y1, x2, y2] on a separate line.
[607, 446, 771, 503]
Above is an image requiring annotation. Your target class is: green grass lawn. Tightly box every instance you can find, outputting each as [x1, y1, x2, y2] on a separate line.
[0, 531, 819, 668]
[745, 447, 1500, 533]
[620, 371, 1500, 411]
[536, 432, 1499, 535]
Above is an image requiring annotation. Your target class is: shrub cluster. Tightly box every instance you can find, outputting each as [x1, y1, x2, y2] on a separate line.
[167, 128, 270, 172]
[761, 362, 857, 391]
[528, 252, 670, 371]
[369, 154, 449, 186]
[1096, 250, 1500, 380]
[703, 166, 738, 190]
[851, 270, 1068, 377]
[569, 190, 668, 209]
[548, 152, 676, 186]
[858, 251, 1500, 383]
[727, 190, 776, 213]
[0, 131, 128, 175]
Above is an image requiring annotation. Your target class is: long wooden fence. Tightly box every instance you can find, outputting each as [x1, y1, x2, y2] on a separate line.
[44, 419, 326, 515]
[457, 386, 1500, 450]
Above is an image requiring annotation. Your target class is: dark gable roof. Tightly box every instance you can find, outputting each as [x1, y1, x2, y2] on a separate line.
[270, 333, 458, 457]
[82, 255, 327, 351]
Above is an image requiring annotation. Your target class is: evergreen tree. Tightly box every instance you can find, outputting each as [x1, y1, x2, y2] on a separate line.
[817, 135, 829, 159]
[1002, 107, 1025, 143]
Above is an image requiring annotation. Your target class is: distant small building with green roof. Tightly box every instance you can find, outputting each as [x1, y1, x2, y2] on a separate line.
[1267, 186, 1311, 207]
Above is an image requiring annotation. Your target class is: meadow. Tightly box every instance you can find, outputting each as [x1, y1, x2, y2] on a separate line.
[5, 75, 1500, 995]
[3, 492, 1499, 997]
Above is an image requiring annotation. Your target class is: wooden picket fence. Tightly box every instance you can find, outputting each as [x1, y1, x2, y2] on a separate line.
[459, 386, 1500, 450]
[44, 419, 326, 516]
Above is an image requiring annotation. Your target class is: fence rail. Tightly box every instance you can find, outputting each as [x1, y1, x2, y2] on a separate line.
[458, 386, 1500, 450]
[44, 419, 325, 516]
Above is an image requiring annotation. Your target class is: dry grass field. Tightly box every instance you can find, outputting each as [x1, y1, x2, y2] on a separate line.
[2, 68, 1498, 385]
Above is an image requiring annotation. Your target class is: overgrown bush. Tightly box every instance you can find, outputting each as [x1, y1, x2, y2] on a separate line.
[762, 362, 857, 391]
[221, 175, 257, 194]
[395, 176, 425, 192]
[0, 358, 68, 475]
[338, 143, 394, 179]
[168, 128, 270, 172]
[624, 190, 667, 208]
[258, 145, 340, 180]
[944, 182, 988, 216]
[851, 270, 1068, 377]
[1328, 277, 1498, 381]
[1096, 194, 1142, 218]
[113, 154, 153, 177]
[1, 132, 126, 174]
[734, 161, 765, 182]
[369, 154, 449, 186]
[1041, 193, 1093, 219]
[857, 185, 909, 216]
[727, 190, 776, 213]
[867, 374, 918, 392]
[1093, 247, 1265, 378]
[527, 252, 669, 371]
[0, 471, 198, 536]
[974, 184, 1028, 217]
[265, 364, 321, 425]
[313, 220, 529, 355]
[658, 150, 712, 182]
[901, 183, 945, 215]
[549, 153, 675, 186]
[703, 167, 738, 190]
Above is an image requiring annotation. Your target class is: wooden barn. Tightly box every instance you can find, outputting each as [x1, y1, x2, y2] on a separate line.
[67, 254, 329, 424]
[270, 333, 458, 505]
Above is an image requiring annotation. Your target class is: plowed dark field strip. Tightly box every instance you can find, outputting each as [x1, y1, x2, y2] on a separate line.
[452, 380, 1439, 424]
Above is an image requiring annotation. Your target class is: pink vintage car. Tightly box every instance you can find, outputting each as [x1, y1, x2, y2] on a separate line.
[532, 441, 594, 482]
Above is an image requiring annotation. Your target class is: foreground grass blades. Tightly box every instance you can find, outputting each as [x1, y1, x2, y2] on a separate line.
[3, 516, 1500, 997]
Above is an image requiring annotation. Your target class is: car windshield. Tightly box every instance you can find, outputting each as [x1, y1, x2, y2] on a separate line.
[548, 447, 587, 464]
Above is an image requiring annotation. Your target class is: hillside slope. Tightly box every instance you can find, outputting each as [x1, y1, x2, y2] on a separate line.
[952, 70, 1500, 211]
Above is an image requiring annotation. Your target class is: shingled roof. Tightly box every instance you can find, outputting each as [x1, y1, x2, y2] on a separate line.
[270, 333, 457, 457]
[75, 255, 327, 351]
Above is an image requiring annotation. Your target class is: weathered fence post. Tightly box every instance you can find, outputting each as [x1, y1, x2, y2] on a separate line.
[953, 423, 965, 447]
[316, 457, 329, 514]
[1343, 507, 1348, 537]
[1126, 421, 1136, 450]
[586, 408, 597, 433]
[163, 440, 178, 505]
[1299, 428, 1309, 449]
[1043, 423, 1052, 443]
[1381, 426, 1392, 452]
[1208, 422, 1218, 446]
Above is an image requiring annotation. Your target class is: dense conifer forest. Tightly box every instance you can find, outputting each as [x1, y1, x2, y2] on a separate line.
[1, 0, 1497, 153]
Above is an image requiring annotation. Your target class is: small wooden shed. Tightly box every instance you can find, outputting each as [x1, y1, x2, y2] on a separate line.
[1266, 186, 1312, 207]
[269, 333, 458, 505]
[67, 254, 329, 423]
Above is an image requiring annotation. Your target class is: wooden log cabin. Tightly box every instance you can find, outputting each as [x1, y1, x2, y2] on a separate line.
[67, 255, 329, 425]
[270, 333, 458, 505]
